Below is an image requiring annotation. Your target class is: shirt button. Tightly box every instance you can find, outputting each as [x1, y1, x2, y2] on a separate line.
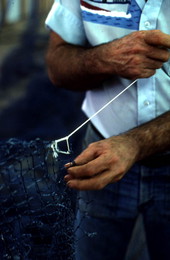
[144, 100, 150, 106]
[144, 21, 151, 28]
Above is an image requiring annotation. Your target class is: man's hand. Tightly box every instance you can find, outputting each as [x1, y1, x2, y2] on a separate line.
[64, 135, 139, 190]
[47, 30, 170, 90]
[99, 30, 170, 79]
[65, 111, 170, 190]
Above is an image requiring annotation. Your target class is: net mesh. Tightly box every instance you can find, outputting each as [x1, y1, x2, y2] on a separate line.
[0, 138, 76, 260]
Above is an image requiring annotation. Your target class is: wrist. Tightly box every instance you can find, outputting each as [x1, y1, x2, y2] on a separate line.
[122, 112, 170, 161]
[123, 129, 146, 162]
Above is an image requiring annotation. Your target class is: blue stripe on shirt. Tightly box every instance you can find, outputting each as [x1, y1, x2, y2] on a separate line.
[82, 0, 141, 30]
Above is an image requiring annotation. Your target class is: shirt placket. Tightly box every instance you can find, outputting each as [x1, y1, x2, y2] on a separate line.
[137, 0, 163, 126]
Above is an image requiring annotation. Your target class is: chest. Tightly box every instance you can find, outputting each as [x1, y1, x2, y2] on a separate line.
[80, 0, 168, 46]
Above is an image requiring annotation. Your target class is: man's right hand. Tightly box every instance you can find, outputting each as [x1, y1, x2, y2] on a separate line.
[100, 30, 170, 80]
[46, 30, 170, 90]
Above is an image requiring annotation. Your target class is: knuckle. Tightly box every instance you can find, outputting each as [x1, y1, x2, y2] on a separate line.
[151, 29, 160, 37]
[130, 67, 142, 78]
[95, 182, 105, 190]
[88, 142, 96, 148]
[149, 70, 156, 76]
[157, 59, 163, 66]
[148, 29, 160, 39]
[89, 141, 107, 154]
[157, 62, 163, 69]
[113, 166, 126, 182]
[131, 30, 144, 40]
[133, 55, 142, 65]
[67, 168, 76, 177]
[114, 176, 121, 182]
[83, 165, 94, 177]
[88, 142, 101, 154]
[109, 155, 119, 165]
[141, 70, 155, 79]
[114, 172, 123, 182]
[86, 170, 93, 177]
[164, 51, 170, 62]
[119, 166, 125, 175]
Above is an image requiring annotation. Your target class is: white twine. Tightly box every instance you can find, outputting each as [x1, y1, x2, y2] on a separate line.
[51, 79, 137, 156]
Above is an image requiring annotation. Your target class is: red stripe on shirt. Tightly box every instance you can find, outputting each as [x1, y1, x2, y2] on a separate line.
[81, 0, 110, 12]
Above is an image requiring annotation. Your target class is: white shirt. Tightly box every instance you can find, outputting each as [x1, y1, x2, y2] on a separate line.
[45, 0, 170, 138]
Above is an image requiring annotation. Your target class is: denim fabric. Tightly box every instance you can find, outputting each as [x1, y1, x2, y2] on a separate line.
[75, 124, 170, 260]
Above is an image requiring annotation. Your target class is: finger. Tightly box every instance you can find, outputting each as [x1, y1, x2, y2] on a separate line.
[135, 68, 155, 79]
[66, 169, 115, 190]
[67, 156, 109, 178]
[64, 147, 97, 169]
[74, 145, 100, 165]
[131, 59, 165, 79]
[145, 30, 170, 49]
[143, 59, 163, 69]
[146, 47, 170, 62]
[65, 160, 77, 169]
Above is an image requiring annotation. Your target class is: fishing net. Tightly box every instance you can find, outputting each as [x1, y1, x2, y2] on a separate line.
[0, 138, 77, 260]
[0, 131, 146, 260]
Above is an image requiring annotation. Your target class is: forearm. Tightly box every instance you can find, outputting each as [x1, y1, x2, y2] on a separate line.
[46, 30, 170, 91]
[46, 32, 108, 91]
[124, 111, 170, 161]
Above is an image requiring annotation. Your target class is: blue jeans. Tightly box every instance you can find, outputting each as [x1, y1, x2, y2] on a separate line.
[75, 124, 170, 260]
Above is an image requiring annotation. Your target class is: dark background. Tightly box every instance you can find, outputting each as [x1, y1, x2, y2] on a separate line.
[0, 0, 86, 156]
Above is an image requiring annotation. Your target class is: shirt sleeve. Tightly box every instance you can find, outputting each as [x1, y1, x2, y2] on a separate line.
[45, 0, 87, 46]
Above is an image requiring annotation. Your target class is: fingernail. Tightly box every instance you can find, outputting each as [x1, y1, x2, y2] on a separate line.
[67, 181, 74, 188]
[65, 160, 76, 168]
[64, 175, 71, 182]
[65, 162, 72, 168]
